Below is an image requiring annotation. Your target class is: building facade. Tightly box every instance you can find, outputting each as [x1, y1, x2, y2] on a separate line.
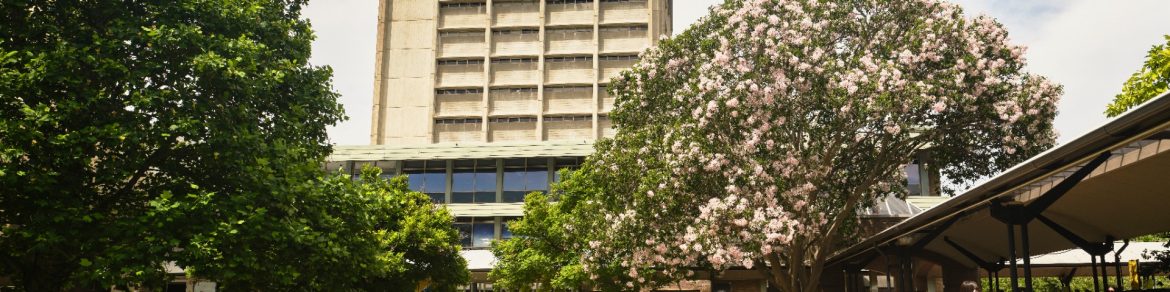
[328, 0, 674, 290]
[369, 0, 672, 145]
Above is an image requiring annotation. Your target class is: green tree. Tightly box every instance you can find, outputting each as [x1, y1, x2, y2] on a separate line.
[0, 0, 465, 290]
[494, 1, 1061, 291]
[490, 175, 622, 291]
[1107, 35, 1170, 280]
[1106, 35, 1170, 117]
[309, 168, 468, 291]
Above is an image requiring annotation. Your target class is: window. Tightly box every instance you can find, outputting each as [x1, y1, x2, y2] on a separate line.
[544, 115, 592, 122]
[454, 217, 474, 247]
[452, 159, 498, 203]
[599, 55, 639, 61]
[501, 216, 521, 239]
[545, 56, 593, 63]
[404, 160, 447, 204]
[553, 157, 583, 182]
[502, 158, 550, 202]
[491, 58, 537, 64]
[437, 59, 485, 66]
[456, 217, 505, 248]
[440, 2, 487, 9]
[905, 163, 922, 196]
[472, 217, 496, 248]
[491, 117, 538, 123]
[492, 29, 539, 36]
[437, 88, 484, 95]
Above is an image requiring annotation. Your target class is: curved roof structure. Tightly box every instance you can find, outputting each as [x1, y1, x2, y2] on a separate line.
[831, 91, 1170, 272]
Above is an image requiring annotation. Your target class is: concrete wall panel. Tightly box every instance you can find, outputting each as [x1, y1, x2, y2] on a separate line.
[385, 78, 433, 108]
[386, 49, 434, 78]
[390, 20, 436, 49]
[391, 0, 436, 20]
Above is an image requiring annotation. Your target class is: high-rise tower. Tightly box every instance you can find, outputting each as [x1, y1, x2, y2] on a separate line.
[328, 1, 673, 287]
[368, 0, 671, 145]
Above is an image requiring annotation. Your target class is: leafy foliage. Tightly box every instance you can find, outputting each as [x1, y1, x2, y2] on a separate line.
[0, 0, 465, 290]
[489, 190, 586, 291]
[494, 0, 1061, 291]
[1106, 35, 1170, 117]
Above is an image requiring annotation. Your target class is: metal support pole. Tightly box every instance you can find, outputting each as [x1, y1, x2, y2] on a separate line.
[1117, 240, 1130, 290]
[905, 254, 915, 292]
[887, 262, 894, 292]
[1101, 254, 1110, 290]
[986, 268, 997, 292]
[900, 250, 909, 292]
[1021, 223, 1034, 292]
[1092, 255, 1101, 292]
[850, 268, 855, 292]
[1007, 224, 1020, 292]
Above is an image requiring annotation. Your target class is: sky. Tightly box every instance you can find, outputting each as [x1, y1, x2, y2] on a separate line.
[304, 0, 1170, 146]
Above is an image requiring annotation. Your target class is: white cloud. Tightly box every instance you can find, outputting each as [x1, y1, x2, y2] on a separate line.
[307, 0, 1170, 146]
[952, 0, 1170, 143]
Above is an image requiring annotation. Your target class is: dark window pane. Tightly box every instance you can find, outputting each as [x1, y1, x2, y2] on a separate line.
[451, 192, 474, 203]
[503, 191, 527, 203]
[501, 223, 513, 240]
[503, 158, 525, 168]
[428, 193, 445, 204]
[403, 160, 426, 169]
[555, 157, 580, 169]
[472, 222, 494, 248]
[474, 192, 496, 203]
[526, 158, 549, 168]
[456, 223, 473, 247]
[905, 164, 921, 196]
[453, 159, 475, 168]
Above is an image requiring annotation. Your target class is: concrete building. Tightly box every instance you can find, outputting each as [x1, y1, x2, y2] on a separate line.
[368, 0, 671, 145]
[328, 0, 674, 290]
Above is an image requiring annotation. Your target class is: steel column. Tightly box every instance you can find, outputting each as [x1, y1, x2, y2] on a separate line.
[1007, 224, 1020, 292]
[1117, 240, 1130, 290]
[1020, 222, 1034, 292]
[1092, 255, 1101, 292]
[1101, 254, 1110, 290]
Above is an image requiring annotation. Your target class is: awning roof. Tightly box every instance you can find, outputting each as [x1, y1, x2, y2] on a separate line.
[831, 91, 1170, 269]
[462, 250, 497, 272]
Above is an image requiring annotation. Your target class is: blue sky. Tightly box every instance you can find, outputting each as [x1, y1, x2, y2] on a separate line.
[304, 0, 1170, 146]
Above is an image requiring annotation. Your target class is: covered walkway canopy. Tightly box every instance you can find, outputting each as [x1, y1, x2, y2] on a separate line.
[829, 91, 1170, 292]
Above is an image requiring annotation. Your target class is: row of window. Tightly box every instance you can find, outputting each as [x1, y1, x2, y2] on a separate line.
[443, 26, 646, 36]
[439, 55, 638, 64]
[440, 0, 646, 10]
[454, 216, 519, 248]
[442, 56, 629, 65]
[392, 157, 584, 204]
[436, 115, 603, 124]
[436, 86, 599, 102]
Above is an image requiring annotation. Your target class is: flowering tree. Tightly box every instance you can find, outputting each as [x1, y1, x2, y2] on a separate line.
[557, 0, 1060, 291]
